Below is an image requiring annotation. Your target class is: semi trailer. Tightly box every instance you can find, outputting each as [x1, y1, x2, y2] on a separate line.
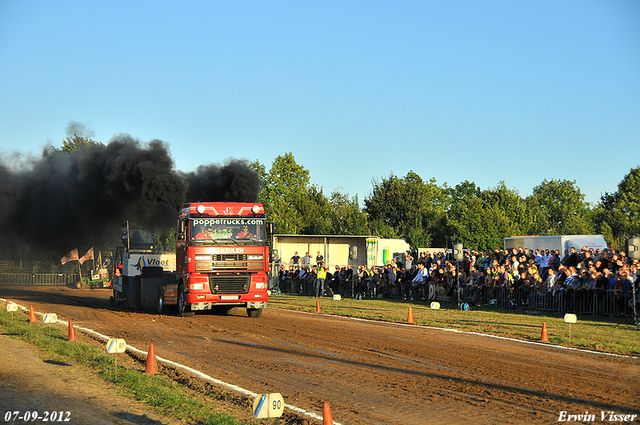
[504, 235, 607, 254]
[111, 202, 272, 318]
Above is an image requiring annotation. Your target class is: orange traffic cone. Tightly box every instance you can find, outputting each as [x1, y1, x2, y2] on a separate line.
[68, 320, 77, 342]
[29, 305, 37, 323]
[146, 344, 158, 374]
[541, 322, 549, 342]
[407, 307, 414, 324]
[323, 402, 333, 425]
[316, 298, 321, 313]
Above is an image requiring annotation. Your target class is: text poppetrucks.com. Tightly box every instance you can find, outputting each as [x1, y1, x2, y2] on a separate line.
[558, 411, 638, 422]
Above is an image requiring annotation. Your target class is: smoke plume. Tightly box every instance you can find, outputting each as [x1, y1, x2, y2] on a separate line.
[0, 135, 261, 254]
[65, 121, 96, 139]
[184, 161, 262, 203]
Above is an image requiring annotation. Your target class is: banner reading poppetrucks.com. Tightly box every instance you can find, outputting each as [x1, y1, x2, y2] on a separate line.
[557, 411, 638, 422]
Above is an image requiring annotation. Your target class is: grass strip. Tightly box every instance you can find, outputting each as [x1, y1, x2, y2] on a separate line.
[0, 310, 249, 425]
[269, 294, 640, 356]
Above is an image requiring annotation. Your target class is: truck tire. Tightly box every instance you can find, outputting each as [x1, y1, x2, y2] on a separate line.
[157, 287, 167, 315]
[247, 307, 263, 318]
[177, 284, 185, 317]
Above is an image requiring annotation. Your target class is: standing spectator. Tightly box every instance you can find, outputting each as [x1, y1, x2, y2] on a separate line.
[290, 267, 300, 293]
[343, 265, 354, 297]
[470, 267, 485, 305]
[277, 265, 287, 294]
[285, 266, 295, 292]
[566, 247, 579, 269]
[316, 251, 324, 267]
[534, 249, 543, 270]
[307, 265, 318, 295]
[331, 265, 343, 295]
[617, 271, 633, 316]
[368, 267, 381, 298]
[302, 252, 312, 270]
[594, 271, 608, 313]
[295, 267, 308, 293]
[382, 264, 397, 298]
[404, 253, 414, 270]
[564, 266, 581, 311]
[545, 267, 557, 290]
[315, 262, 327, 298]
[356, 265, 369, 300]
[411, 262, 428, 300]
[547, 251, 560, 272]
[540, 249, 551, 281]
[290, 252, 301, 270]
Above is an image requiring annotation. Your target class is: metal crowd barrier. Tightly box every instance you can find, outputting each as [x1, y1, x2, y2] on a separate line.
[267, 272, 635, 318]
[0, 273, 79, 286]
[467, 285, 631, 317]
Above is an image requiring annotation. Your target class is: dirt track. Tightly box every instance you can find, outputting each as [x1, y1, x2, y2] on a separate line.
[2, 286, 639, 425]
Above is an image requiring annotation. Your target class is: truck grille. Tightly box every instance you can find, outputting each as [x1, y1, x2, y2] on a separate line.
[195, 254, 263, 272]
[208, 274, 251, 294]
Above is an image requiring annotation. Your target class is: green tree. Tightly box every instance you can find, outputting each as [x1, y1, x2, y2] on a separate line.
[613, 166, 640, 229]
[445, 181, 495, 251]
[253, 154, 376, 236]
[298, 185, 333, 235]
[250, 154, 309, 234]
[593, 167, 640, 248]
[154, 229, 176, 253]
[328, 191, 369, 235]
[481, 181, 529, 238]
[55, 133, 104, 153]
[443, 181, 531, 251]
[364, 172, 449, 248]
[526, 179, 593, 235]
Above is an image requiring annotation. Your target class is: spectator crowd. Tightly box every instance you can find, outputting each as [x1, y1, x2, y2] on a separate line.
[274, 246, 640, 318]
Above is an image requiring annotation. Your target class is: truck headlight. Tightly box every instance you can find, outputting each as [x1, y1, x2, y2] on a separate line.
[248, 255, 263, 261]
[255, 282, 266, 289]
[195, 255, 212, 261]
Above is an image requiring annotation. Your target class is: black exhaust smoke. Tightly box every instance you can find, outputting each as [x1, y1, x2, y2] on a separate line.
[184, 161, 262, 203]
[0, 134, 261, 253]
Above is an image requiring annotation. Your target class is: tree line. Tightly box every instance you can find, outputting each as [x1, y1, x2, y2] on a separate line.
[251, 153, 640, 251]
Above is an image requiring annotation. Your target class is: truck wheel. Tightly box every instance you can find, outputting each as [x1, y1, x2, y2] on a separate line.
[247, 308, 263, 318]
[76, 281, 84, 289]
[177, 284, 186, 317]
[157, 287, 167, 315]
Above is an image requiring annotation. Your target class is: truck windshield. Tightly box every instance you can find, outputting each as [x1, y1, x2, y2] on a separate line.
[190, 218, 267, 245]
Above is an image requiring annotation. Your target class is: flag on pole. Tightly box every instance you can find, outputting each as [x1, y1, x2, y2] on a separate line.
[61, 248, 79, 265]
[79, 247, 94, 265]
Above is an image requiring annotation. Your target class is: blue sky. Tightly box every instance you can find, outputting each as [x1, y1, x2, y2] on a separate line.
[1, 0, 638, 205]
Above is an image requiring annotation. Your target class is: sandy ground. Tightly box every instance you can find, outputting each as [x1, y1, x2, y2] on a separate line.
[1, 286, 639, 425]
[0, 331, 179, 425]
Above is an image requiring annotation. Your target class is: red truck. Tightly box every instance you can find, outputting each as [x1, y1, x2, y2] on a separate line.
[113, 202, 271, 318]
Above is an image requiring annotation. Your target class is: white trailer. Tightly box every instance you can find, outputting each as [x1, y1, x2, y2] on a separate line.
[504, 235, 607, 253]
